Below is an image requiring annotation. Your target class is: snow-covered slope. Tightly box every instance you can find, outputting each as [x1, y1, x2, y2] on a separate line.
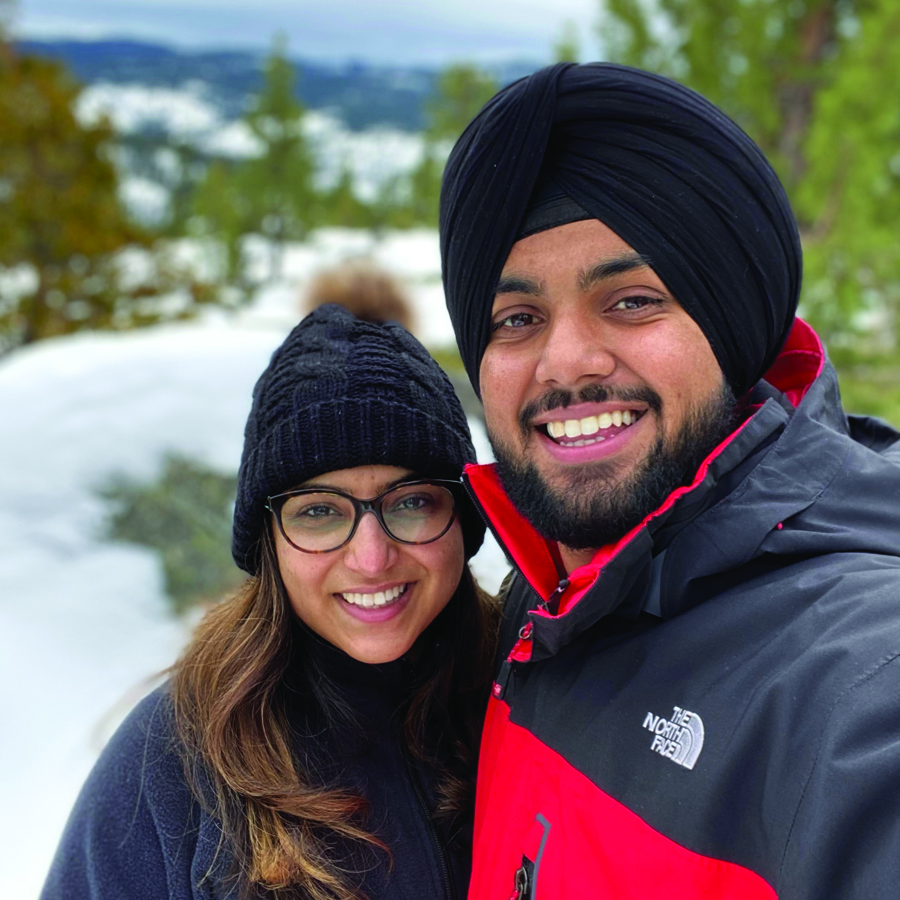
[0, 229, 506, 900]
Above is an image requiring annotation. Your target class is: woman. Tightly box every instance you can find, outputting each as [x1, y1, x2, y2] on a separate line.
[41, 304, 498, 900]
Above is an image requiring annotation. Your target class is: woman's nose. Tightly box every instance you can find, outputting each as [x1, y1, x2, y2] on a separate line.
[342, 511, 398, 575]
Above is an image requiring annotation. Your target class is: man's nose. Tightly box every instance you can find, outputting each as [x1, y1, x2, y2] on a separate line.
[342, 511, 398, 575]
[534, 307, 616, 387]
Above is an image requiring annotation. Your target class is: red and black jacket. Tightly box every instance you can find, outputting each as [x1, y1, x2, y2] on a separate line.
[463, 321, 900, 899]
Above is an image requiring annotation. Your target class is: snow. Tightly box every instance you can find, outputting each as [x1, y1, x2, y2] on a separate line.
[76, 82, 223, 139]
[118, 175, 172, 227]
[0, 229, 507, 899]
[199, 118, 265, 158]
[76, 83, 428, 221]
[302, 112, 427, 201]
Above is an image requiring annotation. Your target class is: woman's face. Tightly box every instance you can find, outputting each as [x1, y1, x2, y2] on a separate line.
[273, 465, 466, 664]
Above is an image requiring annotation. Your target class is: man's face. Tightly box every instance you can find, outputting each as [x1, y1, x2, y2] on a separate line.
[480, 218, 735, 562]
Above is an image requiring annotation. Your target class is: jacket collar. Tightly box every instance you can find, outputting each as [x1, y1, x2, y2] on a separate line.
[464, 319, 831, 663]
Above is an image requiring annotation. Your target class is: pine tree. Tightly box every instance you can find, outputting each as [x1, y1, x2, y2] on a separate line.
[391, 63, 499, 228]
[0, 53, 132, 344]
[190, 158, 249, 284]
[424, 64, 500, 143]
[0, 51, 218, 351]
[193, 33, 315, 283]
[244, 33, 315, 279]
[318, 168, 373, 228]
[553, 21, 581, 63]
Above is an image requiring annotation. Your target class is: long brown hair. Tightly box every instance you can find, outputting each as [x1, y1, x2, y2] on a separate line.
[171, 525, 499, 900]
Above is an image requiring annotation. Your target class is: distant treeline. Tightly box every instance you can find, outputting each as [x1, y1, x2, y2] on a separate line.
[15, 37, 535, 131]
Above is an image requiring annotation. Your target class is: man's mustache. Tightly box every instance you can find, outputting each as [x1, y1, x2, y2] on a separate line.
[519, 384, 662, 437]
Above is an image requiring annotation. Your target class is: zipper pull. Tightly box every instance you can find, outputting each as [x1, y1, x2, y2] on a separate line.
[539, 577, 570, 615]
[493, 658, 514, 700]
[509, 865, 529, 900]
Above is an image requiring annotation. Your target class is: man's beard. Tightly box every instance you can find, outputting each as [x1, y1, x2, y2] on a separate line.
[489, 381, 738, 551]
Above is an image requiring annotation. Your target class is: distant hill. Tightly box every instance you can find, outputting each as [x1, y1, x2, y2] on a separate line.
[17, 38, 538, 131]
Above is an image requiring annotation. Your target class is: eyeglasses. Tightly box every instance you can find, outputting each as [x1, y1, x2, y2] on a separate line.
[266, 479, 460, 554]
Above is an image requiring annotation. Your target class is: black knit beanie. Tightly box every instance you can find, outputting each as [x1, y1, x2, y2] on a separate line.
[232, 304, 485, 574]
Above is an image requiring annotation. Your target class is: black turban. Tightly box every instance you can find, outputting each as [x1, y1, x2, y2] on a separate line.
[439, 63, 802, 398]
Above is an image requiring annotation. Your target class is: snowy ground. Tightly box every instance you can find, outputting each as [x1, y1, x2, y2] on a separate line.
[0, 229, 508, 899]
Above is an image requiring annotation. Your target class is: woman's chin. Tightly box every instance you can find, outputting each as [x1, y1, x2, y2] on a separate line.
[341, 638, 413, 665]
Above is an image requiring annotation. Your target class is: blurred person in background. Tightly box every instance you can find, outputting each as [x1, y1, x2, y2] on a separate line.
[440, 62, 900, 898]
[303, 261, 482, 425]
[304, 261, 416, 332]
[40, 303, 498, 900]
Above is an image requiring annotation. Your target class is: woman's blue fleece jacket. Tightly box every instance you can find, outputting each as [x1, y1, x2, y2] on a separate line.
[41, 645, 469, 900]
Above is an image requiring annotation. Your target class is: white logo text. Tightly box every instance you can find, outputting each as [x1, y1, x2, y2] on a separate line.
[642, 706, 705, 770]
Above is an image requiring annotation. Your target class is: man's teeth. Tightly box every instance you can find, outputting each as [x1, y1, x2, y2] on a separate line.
[546, 409, 636, 440]
[341, 584, 407, 608]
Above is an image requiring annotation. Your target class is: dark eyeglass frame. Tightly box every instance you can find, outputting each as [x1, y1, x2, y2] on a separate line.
[265, 478, 462, 554]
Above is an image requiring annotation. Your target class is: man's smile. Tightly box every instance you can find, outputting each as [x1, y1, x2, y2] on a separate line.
[535, 406, 646, 446]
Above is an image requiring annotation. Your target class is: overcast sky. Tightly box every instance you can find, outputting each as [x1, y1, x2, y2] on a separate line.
[17, 0, 601, 65]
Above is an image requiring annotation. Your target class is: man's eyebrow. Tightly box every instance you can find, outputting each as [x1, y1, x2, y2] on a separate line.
[494, 253, 653, 298]
[577, 253, 653, 291]
[494, 276, 543, 297]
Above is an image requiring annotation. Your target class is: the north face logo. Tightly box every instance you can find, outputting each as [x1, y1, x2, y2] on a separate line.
[642, 706, 705, 770]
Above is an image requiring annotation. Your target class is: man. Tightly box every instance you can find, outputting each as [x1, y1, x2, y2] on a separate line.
[440, 63, 900, 899]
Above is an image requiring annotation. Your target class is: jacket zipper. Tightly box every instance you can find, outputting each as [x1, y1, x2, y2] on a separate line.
[403, 748, 455, 900]
[542, 577, 570, 616]
[463, 473, 571, 701]
[509, 857, 535, 900]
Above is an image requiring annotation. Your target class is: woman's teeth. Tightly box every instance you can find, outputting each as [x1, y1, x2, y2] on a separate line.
[546, 409, 637, 442]
[340, 584, 407, 608]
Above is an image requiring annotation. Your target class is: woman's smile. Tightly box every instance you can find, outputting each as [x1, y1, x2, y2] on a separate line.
[336, 582, 413, 622]
[338, 581, 408, 608]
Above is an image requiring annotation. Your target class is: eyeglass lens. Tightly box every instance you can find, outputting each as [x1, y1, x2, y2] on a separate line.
[278, 483, 455, 552]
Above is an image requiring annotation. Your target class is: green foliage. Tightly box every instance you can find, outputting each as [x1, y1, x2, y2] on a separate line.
[598, 0, 855, 188]
[428, 342, 466, 376]
[191, 33, 314, 283]
[833, 359, 900, 423]
[383, 150, 446, 229]
[0, 50, 222, 352]
[427, 343, 484, 422]
[317, 168, 377, 229]
[554, 21, 582, 63]
[387, 63, 499, 229]
[101, 455, 244, 616]
[424, 64, 499, 142]
[243, 34, 316, 248]
[190, 158, 250, 283]
[161, 140, 206, 236]
[595, 0, 900, 424]
[797, 1, 900, 360]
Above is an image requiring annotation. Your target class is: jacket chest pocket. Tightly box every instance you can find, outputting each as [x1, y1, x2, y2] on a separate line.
[509, 814, 551, 900]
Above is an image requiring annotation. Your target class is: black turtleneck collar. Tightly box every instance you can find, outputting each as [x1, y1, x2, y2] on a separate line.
[280, 614, 450, 709]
